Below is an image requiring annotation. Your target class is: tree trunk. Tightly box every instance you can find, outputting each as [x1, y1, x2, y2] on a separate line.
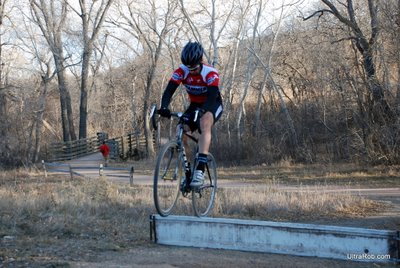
[78, 0, 113, 139]
[254, 72, 268, 135]
[79, 47, 91, 139]
[143, 40, 164, 157]
[31, 74, 50, 163]
[30, 0, 76, 142]
[251, 48, 299, 150]
[362, 47, 393, 121]
[236, 0, 263, 145]
[396, 0, 400, 110]
[255, 1, 284, 135]
[0, 0, 11, 163]
[53, 58, 69, 142]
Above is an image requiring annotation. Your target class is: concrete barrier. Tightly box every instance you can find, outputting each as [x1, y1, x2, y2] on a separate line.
[150, 215, 399, 263]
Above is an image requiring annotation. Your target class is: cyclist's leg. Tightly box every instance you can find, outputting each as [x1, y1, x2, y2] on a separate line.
[191, 101, 223, 187]
[103, 155, 109, 167]
[198, 101, 223, 156]
[198, 112, 213, 155]
[182, 103, 198, 159]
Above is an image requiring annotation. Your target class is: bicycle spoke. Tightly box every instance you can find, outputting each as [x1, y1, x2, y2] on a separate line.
[154, 141, 182, 217]
[192, 153, 217, 217]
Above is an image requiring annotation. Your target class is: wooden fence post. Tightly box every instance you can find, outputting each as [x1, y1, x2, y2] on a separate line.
[121, 136, 125, 159]
[69, 164, 73, 180]
[42, 160, 48, 178]
[129, 166, 134, 186]
[128, 134, 132, 157]
[99, 164, 104, 176]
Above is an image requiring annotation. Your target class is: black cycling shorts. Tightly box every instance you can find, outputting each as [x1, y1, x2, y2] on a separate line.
[184, 101, 223, 132]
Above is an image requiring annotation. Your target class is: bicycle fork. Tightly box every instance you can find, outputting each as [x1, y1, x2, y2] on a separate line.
[179, 144, 192, 194]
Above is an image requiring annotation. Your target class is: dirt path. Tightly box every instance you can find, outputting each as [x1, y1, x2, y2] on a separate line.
[59, 153, 400, 199]
[69, 244, 395, 268]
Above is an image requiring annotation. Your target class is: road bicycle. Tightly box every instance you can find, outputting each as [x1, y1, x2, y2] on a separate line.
[150, 104, 217, 217]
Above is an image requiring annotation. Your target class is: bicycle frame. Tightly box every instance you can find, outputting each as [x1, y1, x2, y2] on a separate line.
[175, 118, 191, 187]
[151, 104, 217, 217]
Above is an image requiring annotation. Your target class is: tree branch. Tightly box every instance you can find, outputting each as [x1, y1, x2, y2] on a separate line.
[302, 9, 333, 21]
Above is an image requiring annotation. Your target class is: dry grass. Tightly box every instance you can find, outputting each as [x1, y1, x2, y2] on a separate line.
[0, 173, 153, 258]
[217, 162, 400, 187]
[0, 167, 394, 265]
[0, 170, 388, 239]
[213, 185, 384, 222]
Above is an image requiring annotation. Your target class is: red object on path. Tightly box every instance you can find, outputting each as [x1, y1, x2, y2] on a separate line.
[99, 142, 110, 157]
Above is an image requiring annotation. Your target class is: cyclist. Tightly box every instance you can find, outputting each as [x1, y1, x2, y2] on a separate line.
[159, 41, 223, 188]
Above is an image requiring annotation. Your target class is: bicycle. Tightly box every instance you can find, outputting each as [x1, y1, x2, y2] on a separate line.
[150, 104, 217, 217]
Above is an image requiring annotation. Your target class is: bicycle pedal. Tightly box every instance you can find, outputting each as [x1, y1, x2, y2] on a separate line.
[182, 187, 191, 196]
[180, 183, 190, 193]
[191, 187, 201, 194]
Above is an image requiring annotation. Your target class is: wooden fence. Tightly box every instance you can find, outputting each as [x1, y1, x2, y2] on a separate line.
[46, 132, 147, 162]
[42, 160, 135, 185]
[110, 133, 147, 160]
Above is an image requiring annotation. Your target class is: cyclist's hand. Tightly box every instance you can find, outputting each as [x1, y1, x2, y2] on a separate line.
[158, 107, 171, 118]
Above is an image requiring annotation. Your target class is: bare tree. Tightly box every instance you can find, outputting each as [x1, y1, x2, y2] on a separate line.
[220, 1, 253, 147]
[115, 0, 180, 156]
[0, 0, 11, 163]
[0, 0, 6, 121]
[16, 6, 57, 163]
[254, 1, 284, 134]
[396, 0, 400, 106]
[31, 62, 54, 162]
[30, 0, 76, 141]
[251, 50, 298, 148]
[235, 0, 264, 144]
[68, 0, 114, 139]
[179, 0, 233, 66]
[305, 0, 394, 122]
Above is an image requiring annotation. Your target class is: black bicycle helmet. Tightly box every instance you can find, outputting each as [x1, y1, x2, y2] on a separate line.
[181, 41, 204, 66]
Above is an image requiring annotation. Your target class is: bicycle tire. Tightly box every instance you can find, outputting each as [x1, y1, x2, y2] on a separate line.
[192, 153, 217, 217]
[153, 140, 183, 217]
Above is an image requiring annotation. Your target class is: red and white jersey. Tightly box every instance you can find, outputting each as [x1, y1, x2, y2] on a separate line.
[170, 63, 220, 103]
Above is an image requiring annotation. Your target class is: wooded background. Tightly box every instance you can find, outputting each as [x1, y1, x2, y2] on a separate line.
[0, 0, 399, 167]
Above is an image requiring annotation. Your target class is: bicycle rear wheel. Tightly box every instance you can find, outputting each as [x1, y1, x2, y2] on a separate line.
[153, 141, 183, 217]
[192, 153, 217, 217]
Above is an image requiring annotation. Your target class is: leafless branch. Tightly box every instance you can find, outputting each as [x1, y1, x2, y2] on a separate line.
[302, 9, 333, 21]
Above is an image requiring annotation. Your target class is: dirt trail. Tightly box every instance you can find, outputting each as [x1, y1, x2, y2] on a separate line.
[59, 153, 400, 199]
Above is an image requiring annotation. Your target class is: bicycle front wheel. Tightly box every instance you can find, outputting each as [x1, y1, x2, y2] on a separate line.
[153, 141, 183, 217]
[192, 153, 217, 217]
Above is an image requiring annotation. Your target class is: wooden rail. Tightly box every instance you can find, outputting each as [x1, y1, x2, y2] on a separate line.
[42, 160, 134, 184]
[47, 132, 146, 162]
[47, 136, 100, 161]
[111, 133, 147, 160]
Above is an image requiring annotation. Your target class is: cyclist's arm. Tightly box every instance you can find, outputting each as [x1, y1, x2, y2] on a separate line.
[161, 81, 179, 108]
[201, 86, 219, 112]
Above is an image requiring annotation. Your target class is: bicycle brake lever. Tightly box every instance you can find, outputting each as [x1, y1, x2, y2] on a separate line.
[150, 105, 157, 118]
[150, 105, 158, 130]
